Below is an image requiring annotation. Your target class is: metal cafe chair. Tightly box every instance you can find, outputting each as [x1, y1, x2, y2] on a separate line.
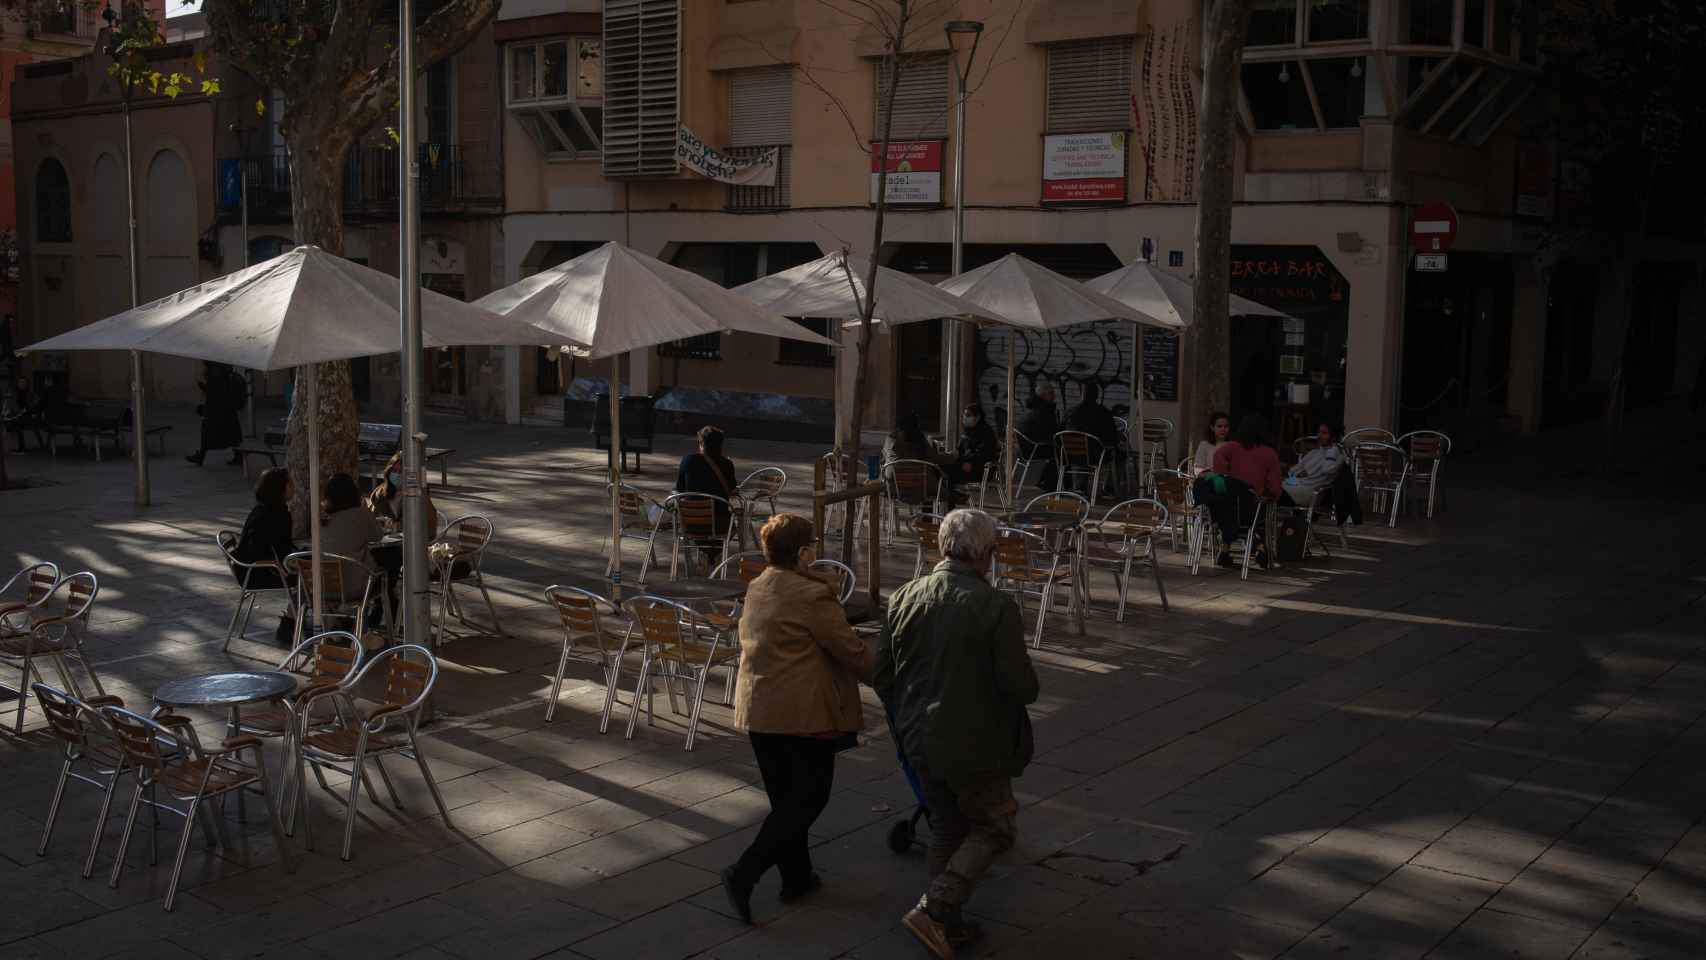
[660, 493, 737, 578]
[606, 482, 667, 587]
[734, 467, 788, 547]
[283, 551, 376, 648]
[992, 527, 1071, 650]
[881, 458, 949, 546]
[0, 571, 101, 735]
[622, 595, 740, 750]
[1138, 418, 1175, 493]
[215, 532, 290, 651]
[542, 586, 634, 731]
[1024, 490, 1091, 523]
[1354, 442, 1410, 528]
[1053, 430, 1109, 505]
[1083, 499, 1170, 620]
[295, 644, 453, 861]
[911, 513, 945, 577]
[809, 558, 858, 604]
[1397, 429, 1452, 518]
[237, 631, 363, 822]
[0, 561, 59, 635]
[430, 514, 505, 640]
[100, 704, 294, 911]
[31, 683, 141, 879]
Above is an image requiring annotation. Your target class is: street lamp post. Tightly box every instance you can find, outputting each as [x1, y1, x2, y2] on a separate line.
[230, 121, 257, 437]
[943, 20, 982, 451]
[398, 0, 430, 663]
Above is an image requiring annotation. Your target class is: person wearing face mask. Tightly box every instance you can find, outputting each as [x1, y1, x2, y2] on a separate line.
[367, 452, 439, 535]
[721, 513, 873, 923]
[951, 403, 998, 495]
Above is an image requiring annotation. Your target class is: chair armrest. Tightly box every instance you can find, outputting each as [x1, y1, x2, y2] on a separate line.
[362, 702, 407, 727]
[85, 695, 125, 708]
[213, 735, 263, 754]
[154, 713, 195, 729]
[299, 684, 348, 707]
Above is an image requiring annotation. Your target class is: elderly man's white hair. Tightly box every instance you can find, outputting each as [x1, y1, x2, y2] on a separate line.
[939, 508, 998, 563]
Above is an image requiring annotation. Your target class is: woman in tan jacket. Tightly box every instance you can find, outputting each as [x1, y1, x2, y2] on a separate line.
[721, 513, 872, 924]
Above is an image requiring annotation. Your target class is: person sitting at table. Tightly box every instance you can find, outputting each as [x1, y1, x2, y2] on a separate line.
[721, 513, 872, 923]
[1018, 382, 1060, 489]
[1191, 411, 1231, 477]
[1283, 423, 1344, 506]
[675, 424, 739, 525]
[1201, 415, 1287, 569]
[367, 451, 439, 535]
[883, 412, 940, 465]
[950, 402, 998, 495]
[234, 467, 299, 644]
[320, 473, 378, 604]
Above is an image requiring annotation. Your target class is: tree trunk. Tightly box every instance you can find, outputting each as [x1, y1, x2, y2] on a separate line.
[1185, 0, 1252, 447]
[839, 0, 910, 559]
[284, 143, 360, 537]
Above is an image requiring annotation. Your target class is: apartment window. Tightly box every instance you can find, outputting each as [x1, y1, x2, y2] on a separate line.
[507, 37, 603, 160]
[778, 317, 834, 367]
[1247, 0, 1370, 46]
[1309, 58, 1368, 128]
[1045, 37, 1134, 133]
[34, 158, 71, 243]
[425, 60, 455, 146]
[1242, 62, 1316, 130]
[874, 53, 949, 141]
[602, 0, 680, 177]
[727, 66, 793, 210]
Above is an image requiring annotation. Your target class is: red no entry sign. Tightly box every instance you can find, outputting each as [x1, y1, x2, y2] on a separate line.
[1411, 202, 1458, 253]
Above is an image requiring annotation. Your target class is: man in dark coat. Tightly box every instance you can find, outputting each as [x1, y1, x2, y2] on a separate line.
[874, 508, 1038, 956]
[1016, 382, 1059, 489]
[186, 362, 246, 466]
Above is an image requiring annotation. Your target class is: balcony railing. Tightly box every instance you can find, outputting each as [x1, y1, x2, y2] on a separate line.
[215, 143, 499, 215]
[35, 6, 99, 39]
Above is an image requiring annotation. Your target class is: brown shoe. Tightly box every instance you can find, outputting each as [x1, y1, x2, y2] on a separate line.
[903, 906, 956, 959]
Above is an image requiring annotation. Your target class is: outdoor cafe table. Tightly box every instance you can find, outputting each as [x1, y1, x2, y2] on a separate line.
[153, 670, 298, 728]
[649, 578, 748, 605]
[996, 509, 1088, 633]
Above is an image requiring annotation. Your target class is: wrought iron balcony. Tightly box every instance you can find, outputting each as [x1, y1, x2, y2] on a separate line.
[215, 143, 499, 216]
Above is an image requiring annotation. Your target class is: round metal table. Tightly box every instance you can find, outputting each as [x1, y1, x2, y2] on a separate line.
[1000, 510, 1083, 530]
[154, 671, 298, 711]
[649, 578, 748, 604]
[996, 510, 1088, 636]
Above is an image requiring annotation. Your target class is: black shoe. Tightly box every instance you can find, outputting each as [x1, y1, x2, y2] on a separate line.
[1216, 552, 1234, 568]
[720, 866, 754, 924]
[779, 872, 822, 903]
[1255, 550, 1270, 571]
[184, 453, 204, 466]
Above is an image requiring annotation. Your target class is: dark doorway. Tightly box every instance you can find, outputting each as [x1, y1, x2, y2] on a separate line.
[897, 321, 943, 433]
[1229, 244, 1350, 444]
[1542, 263, 1600, 430]
[1399, 253, 1513, 436]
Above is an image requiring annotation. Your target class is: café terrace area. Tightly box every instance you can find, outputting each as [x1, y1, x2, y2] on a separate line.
[0, 404, 1702, 960]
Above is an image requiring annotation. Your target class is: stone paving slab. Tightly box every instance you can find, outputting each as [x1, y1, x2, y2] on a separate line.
[2, 407, 1705, 958]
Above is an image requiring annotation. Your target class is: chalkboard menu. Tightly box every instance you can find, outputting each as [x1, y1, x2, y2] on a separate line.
[1140, 327, 1179, 402]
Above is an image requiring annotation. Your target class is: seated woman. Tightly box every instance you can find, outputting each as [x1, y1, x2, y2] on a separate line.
[1203, 416, 1287, 569]
[1283, 423, 1344, 506]
[883, 412, 938, 465]
[721, 513, 872, 922]
[675, 425, 739, 542]
[367, 452, 439, 535]
[320, 473, 378, 599]
[951, 402, 998, 492]
[233, 467, 299, 644]
[1191, 411, 1231, 477]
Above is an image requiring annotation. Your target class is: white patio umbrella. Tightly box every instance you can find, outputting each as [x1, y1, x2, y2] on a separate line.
[472, 241, 831, 598]
[732, 250, 1005, 452]
[1086, 259, 1292, 470]
[936, 253, 1157, 503]
[22, 245, 553, 631]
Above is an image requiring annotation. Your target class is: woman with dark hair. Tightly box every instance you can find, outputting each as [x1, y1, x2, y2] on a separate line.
[951, 402, 998, 493]
[1191, 411, 1232, 476]
[233, 467, 299, 642]
[676, 425, 739, 530]
[186, 361, 246, 466]
[721, 513, 872, 923]
[883, 412, 937, 463]
[1204, 415, 1286, 568]
[321, 472, 378, 595]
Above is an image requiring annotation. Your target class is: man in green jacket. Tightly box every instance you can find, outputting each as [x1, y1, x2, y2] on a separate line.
[874, 508, 1040, 958]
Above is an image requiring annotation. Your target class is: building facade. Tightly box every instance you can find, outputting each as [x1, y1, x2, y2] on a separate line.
[14, 0, 1704, 450]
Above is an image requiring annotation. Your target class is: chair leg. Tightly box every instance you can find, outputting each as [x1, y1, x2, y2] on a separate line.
[475, 572, 504, 636]
[254, 764, 295, 874]
[372, 755, 403, 809]
[341, 751, 368, 861]
[1115, 556, 1133, 623]
[224, 593, 246, 651]
[683, 665, 711, 751]
[13, 657, 33, 734]
[37, 756, 72, 857]
[1149, 543, 1169, 612]
[546, 636, 573, 722]
[108, 778, 146, 889]
[163, 796, 202, 911]
[82, 765, 124, 878]
[624, 653, 653, 740]
[407, 729, 453, 824]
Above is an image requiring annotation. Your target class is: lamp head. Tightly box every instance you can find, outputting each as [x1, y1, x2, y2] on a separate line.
[944, 19, 983, 51]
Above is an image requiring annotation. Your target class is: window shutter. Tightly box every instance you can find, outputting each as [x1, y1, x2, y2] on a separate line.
[730, 67, 793, 146]
[875, 54, 949, 141]
[603, 0, 680, 177]
[1046, 37, 1134, 133]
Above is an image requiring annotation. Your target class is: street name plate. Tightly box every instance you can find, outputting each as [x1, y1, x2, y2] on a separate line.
[1415, 253, 1448, 272]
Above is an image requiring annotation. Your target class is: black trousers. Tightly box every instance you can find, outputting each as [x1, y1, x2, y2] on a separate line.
[732, 732, 838, 889]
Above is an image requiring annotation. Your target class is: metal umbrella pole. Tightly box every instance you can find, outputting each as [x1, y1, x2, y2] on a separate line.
[122, 87, 148, 506]
[944, 19, 983, 452]
[398, 0, 431, 654]
[306, 367, 324, 624]
[1004, 335, 1016, 509]
[608, 355, 623, 602]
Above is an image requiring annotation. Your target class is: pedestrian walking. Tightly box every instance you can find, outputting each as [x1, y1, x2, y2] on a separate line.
[874, 507, 1039, 957]
[186, 361, 246, 466]
[720, 513, 873, 923]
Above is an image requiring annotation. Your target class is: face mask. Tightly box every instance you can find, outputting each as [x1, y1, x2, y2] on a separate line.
[387, 471, 402, 489]
[962, 416, 978, 428]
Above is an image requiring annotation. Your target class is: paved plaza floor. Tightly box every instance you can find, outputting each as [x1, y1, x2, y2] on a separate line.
[1, 405, 1703, 959]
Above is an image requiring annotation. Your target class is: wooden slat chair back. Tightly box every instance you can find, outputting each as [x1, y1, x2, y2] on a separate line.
[674, 496, 722, 540]
[888, 460, 941, 507]
[102, 706, 172, 771]
[1355, 443, 1405, 486]
[739, 467, 786, 501]
[1024, 491, 1091, 522]
[383, 656, 431, 710]
[1099, 498, 1167, 536]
